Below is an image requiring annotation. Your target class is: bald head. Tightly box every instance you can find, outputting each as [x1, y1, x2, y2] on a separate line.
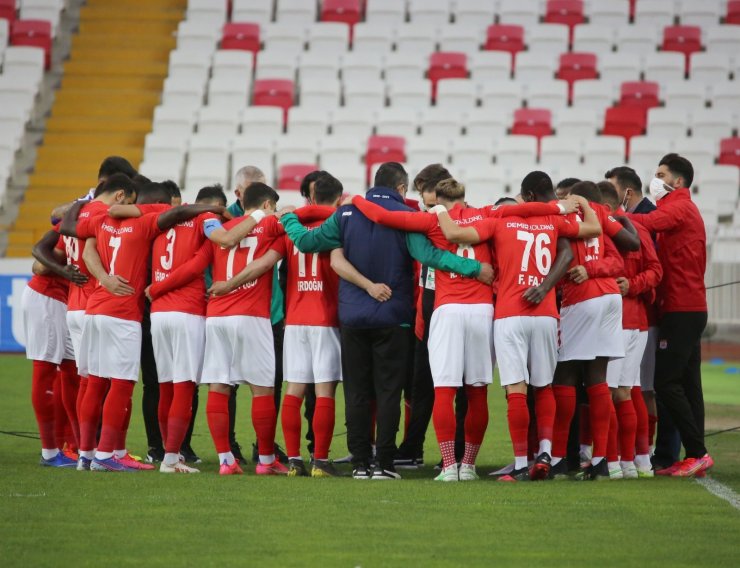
[234, 166, 267, 201]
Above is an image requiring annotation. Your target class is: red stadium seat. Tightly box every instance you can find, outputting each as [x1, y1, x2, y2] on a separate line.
[428, 52, 468, 101]
[11, 20, 52, 69]
[484, 25, 525, 68]
[511, 109, 553, 155]
[321, 0, 361, 26]
[602, 106, 646, 158]
[718, 137, 740, 167]
[365, 135, 406, 183]
[0, 0, 15, 25]
[221, 22, 260, 56]
[253, 79, 294, 126]
[278, 164, 319, 190]
[619, 81, 660, 111]
[544, 0, 585, 43]
[629, 0, 637, 20]
[727, 1, 740, 24]
[556, 52, 598, 102]
[662, 26, 702, 74]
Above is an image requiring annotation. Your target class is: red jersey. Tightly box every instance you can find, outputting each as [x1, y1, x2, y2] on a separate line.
[560, 204, 625, 308]
[284, 205, 339, 327]
[76, 206, 168, 322]
[27, 271, 69, 304]
[620, 221, 663, 331]
[473, 214, 580, 319]
[55, 200, 109, 311]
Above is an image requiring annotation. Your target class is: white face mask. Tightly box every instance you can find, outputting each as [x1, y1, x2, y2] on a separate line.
[650, 177, 673, 201]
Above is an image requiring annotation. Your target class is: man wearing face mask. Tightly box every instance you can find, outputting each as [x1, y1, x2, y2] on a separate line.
[627, 153, 711, 478]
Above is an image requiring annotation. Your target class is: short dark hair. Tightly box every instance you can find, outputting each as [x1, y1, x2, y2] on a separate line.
[413, 163, 451, 193]
[374, 162, 408, 190]
[299, 170, 327, 200]
[98, 156, 137, 181]
[242, 182, 279, 210]
[605, 166, 642, 194]
[659, 153, 694, 187]
[570, 181, 603, 204]
[556, 177, 581, 190]
[136, 182, 173, 204]
[521, 171, 554, 199]
[161, 180, 181, 199]
[95, 173, 138, 199]
[314, 174, 343, 205]
[196, 184, 227, 206]
[494, 196, 518, 206]
[597, 181, 620, 210]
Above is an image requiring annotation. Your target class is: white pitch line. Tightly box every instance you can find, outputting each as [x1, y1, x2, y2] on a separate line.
[696, 476, 740, 510]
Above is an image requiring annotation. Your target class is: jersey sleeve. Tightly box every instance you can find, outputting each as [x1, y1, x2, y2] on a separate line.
[601, 210, 626, 238]
[352, 196, 436, 233]
[627, 202, 683, 234]
[138, 203, 171, 215]
[268, 233, 287, 257]
[203, 217, 224, 237]
[262, 215, 286, 238]
[584, 235, 625, 279]
[470, 217, 499, 242]
[75, 216, 97, 239]
[148, 241, 213, 299]
[555, 216, 580, 239]
[141, 212, 165, 239]
[627, 227, 663, 297]
[489, 201, 561, 218]
[280, 212, 341, 253]
[406, 233, 481, 278]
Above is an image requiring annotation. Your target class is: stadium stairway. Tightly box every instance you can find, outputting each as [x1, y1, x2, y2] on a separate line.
[5, 0, 185, 257]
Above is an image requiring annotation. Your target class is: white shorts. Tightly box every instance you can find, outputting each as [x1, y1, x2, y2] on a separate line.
[607, 329, 649, 388]
[495, 316, 558, 388]
[558, 294, 625, 362]
[640, 326, 658, 392]
[151, 312, 205, 383]
[66, 310, 85, 367]
[284, 325, 342, 384]
[428, 303, 494, 387]
[201, 315, 274, 387]
[78, 314, 142, 381]
[21, 286, 74, 364]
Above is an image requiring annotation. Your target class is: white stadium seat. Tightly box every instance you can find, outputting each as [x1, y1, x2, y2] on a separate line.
[496, 135, 538, 166]
[212, 50, 254, 80]
[634, 0, 676, 28]
[395, 23, 438, 54]
[197, 106, 241, 138]
[387, 80, 431, 108]
[287, 107, 330, 139]
[439, 24, 483, 53]
[275, 0, 317, 23]
[589, 1, 630, 27]
[464, 108, 510, 139]
[240, 106, 284, 140]
[643, 52, 686, 83]
[208, 75, 250, 110]
[299, 52, 340, 83]
[408, 0, 451, 27]
[343, 80, 386, 108]
[351, 23, 393, 53]
[498, 0, 540, 28]
[300, 77, 341, 111]
[436, 79, 477, 108]
[527, 24, 569, 53]
[689, 52, 731, 84]
[469, 51, 511, 82]
[615, 25, 659, 54]
[573, 25, 615, 54]
[375, 107, 419, 139]
[454, 0, 496, 28]
[231, 0, 273, 26]
[365, 0, 406, 26]
[553, 107, 599, 138]
[419, 108, 464, 139]
[307, 23, 349, 53]
[647, 107, 688, 139]
[479, 81, 525, 113]
[330, 107, 375, 139]
[691, 108, 733, 141]
[152, 104, 197, 138]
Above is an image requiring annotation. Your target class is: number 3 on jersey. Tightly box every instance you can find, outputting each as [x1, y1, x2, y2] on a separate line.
[517, 230, 552, 276]
[226, 236, 258, 279]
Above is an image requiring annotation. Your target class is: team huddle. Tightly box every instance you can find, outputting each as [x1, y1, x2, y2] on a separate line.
[22, 152, 713, 481]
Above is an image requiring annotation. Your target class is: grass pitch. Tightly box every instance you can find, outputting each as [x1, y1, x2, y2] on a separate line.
[1, 355, 739, 567]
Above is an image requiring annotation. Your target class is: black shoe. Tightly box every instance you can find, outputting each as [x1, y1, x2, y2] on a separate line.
[576, 458, 610, 481]
[231, 443, 247, 464]
[352, 464, 371, 480]
[530, 452, 552, 481]
[371, 465, 401, 480]
[312, 459, 345, 477]
[498, 466, 530, 482]
[393, 453, 419, 469]
[287, 458, 309, 477]
[275, 444, 289, 465]
[145, 447, 164, 463]
[548, 459, 570, 480]
[180, 445, 202, 464]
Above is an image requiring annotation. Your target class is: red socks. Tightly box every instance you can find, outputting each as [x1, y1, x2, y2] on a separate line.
[616, 399, 637, 462]
[158, 382, 174, 445]
[252, 395, 277, 458]
[462, 385, 488, 465]
[552, 385, 576, 459]
[534, 386, 556, 448]
[79, 375, 107, 452]
[165, 382, 195, 455]
[281, 394, 303, 458]
[76, 376, 88, 437]
[313, 397, 335, 461]
[506, 392, 529, 459]
[97, 379, 135, 454]
[631, 387, 650, 455]
[432, 387, 457, 467]
[59, 360, 80, 447]
[206, 391, 231, 454]
[31, 360, 57, 450]
[607, 404, 619, 463]
[586, 382, 611, 460]
[116, 395, 133, 452]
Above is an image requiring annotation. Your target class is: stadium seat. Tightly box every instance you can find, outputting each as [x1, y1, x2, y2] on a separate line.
[275, 135, 319, 169]
[728, 0, 740, 24]
[263, 22, 306, 53]
[0, 17, 8, 49]
[278, 164, 319, 190]
[212, 49, 254, 80]
[252, 79, 294, 125]
[319, 136, 363, 170]
[680, 3, 721, 27]
[0, 0, 15, 25]
[321, 161, 366, 194]
[515, 51, 558, 82]
[197, 106, 241, 138]
[619, 81, 660, 111]
[634, 0, 675, 28]
[718, 138, 740, 168]
[469, 51, 511, 81]
[479, 80, 524, 113]
[496, 135, 538, 166]
[365, 0, 405, 26]
[556, 52, 598, 102]
[428, 52, 468, 101]
[308, 22, 349, 53]
[300, 77, 341, 111]
[420, 107, 464, 138]
[177, 20, 220, 53]
[240, 106, 284, 139]
[572, 79, 615, 113]
[221, 23, 260, 56]
[407, 136, 451, 166]
[602, 106, 647, 157]
[711, 81, 740, 110]
[344, 80, 385, 108]
[464, 166, 506, 204]
[351, 22, 393, 52]
[581, 135, 626, 170]
[525, 80, 569, 109]
[552, 107, 598, 138]
[341, 52, 383, 84]
[439, 24, 483, 53]
[697, 166, 740, 212]
[321, 0, 361, 29]
[464, 108, 511, 139]
[231, 0, 273, 27]
[706, 26, 740, 54]
[299, 52, 340, 84]
[673, 137, 718, 171]
[2, 45, 44, 87]
[527, 23, 570, 53]
[436, 78, 476, 108]
[408, 0, 450, 27]
[208, 76, 250, 110]
[19, 0, 60, 37]
[628, 135, 668, 168]
[499, 0, 540, 28]
[543, 0, 585, 43]
[385, 52, 427, 84]
[451, 137, 497, 169]
[691, 108, 732, 141]
[151, 105, 196, 138]
[661, 25, 702, 74]
[162, 76, 206, 112]
[256, 49, 298, 80]
[455, 0, 496, 27]
[647, 107, 688, 138]
[275, 0, 317, 23]
[643, 52, 686, 82]
[511, 109, 553, 151]
[231, 135, 275, 182]
[664, 81, 706, 110]
[168, 49, 212, 85]
[589, 1, 629, 26]
[484, 24, 525, 66]
[615, 25, 659, 54]
[186, 0, 227, 30]
[540, 135, 582, 168]
[10, 19, 51, 68]
[142, 134, 187, 178]
[572, 25, 614, 54]
[366, 135, 407, 180]
[375, 107, 418, 139]
[690, 52, 731, 83]
[599, 53, 641, 85]
[388, 79, 432, 108]
[330, 107, 375, 139]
